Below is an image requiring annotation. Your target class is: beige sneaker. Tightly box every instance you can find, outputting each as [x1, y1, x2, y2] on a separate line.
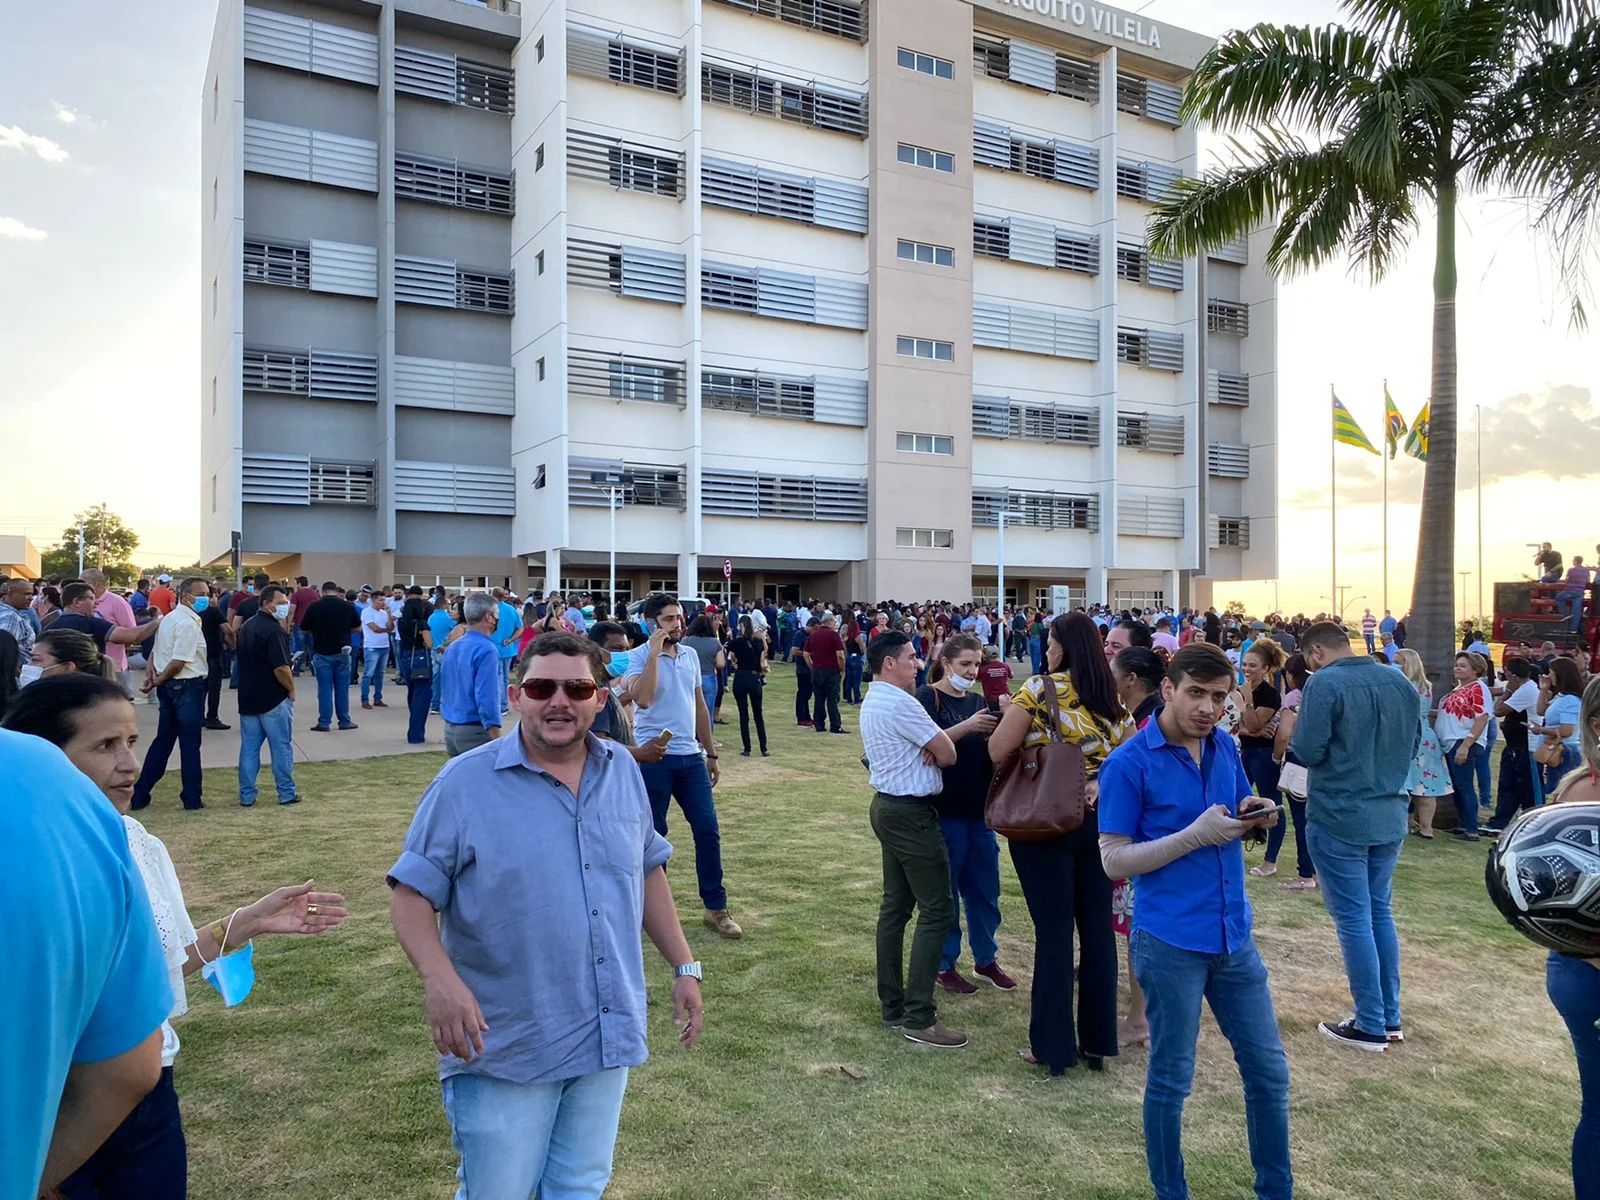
[703, 908, 743, 939]
[903, 1021, 969, 1049]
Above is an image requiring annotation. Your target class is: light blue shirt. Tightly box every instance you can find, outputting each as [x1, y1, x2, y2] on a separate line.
[0, 731, 171, 1198]
[427, 609, 456, 652]
[1545, 693, 1583, 747]
[494, 601, 520, 661]
[387, 731, 672, 1085]
[440, 630, 503, 729]
[625, 643, 704, 756]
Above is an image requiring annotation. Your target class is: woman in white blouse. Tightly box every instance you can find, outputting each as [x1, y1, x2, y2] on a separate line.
[3, 673, 346, 1200]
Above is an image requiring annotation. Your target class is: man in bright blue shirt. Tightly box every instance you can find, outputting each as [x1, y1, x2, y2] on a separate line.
[440, 592, 506, 758]
[492, 588, 522, 710]
[427, 593, 457, 715]
[1, 730, 172, 1197]
[1099, 643, 1292, 1200]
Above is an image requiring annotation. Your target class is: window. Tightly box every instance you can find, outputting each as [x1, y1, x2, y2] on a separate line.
[535, 144, 545, 171]
[609, 361, 674, 404]
[701, 267, 760, 312]
[536, 36, 545, 61]
[973, 219, 1010, 259]
[1116, 243, 1146, 283]
[607, 146, 680, 196]
[395, 154, 514, 214]
[897, 47, 953, 79]
[533, 464, 546, 489]
[710, 0, 867, 42]
[896, 432, 954, 455]
[457, 268, 513, 313]
[537, 357, 546, 380]
[457, 60, 515, 114]
[896, 336, 953, 362]
[897, 142, 954, 173]
[896, 527, 954, 548]
[1055, 230, 1098, 274]
[701, 61, 867, 136]
[1011, 139, 1055, 181]
[1116, 160, 1147, 199]
[309, 460, 377, 505]
[1213, 517, 1250, 548]
[896, 239, 953, 268]
[244, 237, 312, 288]
[1208, 299, 1250, 336]
[609, 43, 681, 93]
[535, 250, 545, 275]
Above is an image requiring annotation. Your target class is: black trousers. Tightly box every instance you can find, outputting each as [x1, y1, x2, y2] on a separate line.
[1491, 735, 1536, 828]
[811, 668, 842, 733]
[732, 670, 767, 753]
[794, 668, 812, 723]
[1009, 821, 1119, 1072]
[204, 654, 224, 722]
[60, 1065, 185, 1199]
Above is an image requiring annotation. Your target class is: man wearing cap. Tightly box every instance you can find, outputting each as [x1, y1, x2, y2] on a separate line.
[148, 574, 177, 616]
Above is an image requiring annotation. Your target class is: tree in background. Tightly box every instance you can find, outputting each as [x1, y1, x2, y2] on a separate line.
[1148, 0, 1600, 695]
[41, 506, 141, 586]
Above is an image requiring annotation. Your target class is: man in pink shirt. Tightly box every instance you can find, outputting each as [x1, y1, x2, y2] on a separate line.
[1151, 617, 1180, 656]
[82, 569, 138, 695]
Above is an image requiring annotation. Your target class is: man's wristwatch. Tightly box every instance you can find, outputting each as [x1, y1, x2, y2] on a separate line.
[675, 961, 703, 981]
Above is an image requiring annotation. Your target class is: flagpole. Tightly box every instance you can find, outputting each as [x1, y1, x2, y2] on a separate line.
[1382, 380, 1389, 614]
[1476, 404, 1483, 626]
[1331, 384, 1337, 616]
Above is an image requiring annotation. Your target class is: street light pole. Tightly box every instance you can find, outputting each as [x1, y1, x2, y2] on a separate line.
[592, 469, 633, 614]
[997, 509, 1008, 611]
[1458, 570, 1471, 624]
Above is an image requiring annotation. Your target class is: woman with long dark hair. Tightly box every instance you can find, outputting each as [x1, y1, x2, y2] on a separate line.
[1261, 653, 1317, 887]
[728, 616, 769, 757]
[397, 587, 434, 745]
[988, 612, 1134, 1074]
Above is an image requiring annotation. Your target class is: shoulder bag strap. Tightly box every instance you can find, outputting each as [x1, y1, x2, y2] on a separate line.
[1041, 675, 1064, 744]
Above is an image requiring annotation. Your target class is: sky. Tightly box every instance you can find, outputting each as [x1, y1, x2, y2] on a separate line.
[1, 0, 1595, 614]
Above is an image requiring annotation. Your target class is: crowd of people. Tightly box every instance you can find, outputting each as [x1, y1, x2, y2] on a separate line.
[3, 572, 1598, 1200]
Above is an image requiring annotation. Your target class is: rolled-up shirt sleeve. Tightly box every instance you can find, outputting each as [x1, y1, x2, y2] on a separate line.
[473, 648, 504, 728]
[387, 776, 461, 910]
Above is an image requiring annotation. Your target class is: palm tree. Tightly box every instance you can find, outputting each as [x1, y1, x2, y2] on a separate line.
[1148, 0, 1600, 692]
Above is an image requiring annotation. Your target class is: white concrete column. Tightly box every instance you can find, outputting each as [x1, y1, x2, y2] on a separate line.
[1087, 565, 1108, 608]
[1162, 568, 1180, 610]
[677, 551, 698, 598]
[545, 548, 561, 594]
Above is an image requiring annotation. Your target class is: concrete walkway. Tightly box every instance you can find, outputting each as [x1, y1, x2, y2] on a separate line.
[134, 673, 450, 771]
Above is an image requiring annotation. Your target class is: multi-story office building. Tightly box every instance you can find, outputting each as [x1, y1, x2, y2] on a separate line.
[200, 0, 1276, 610]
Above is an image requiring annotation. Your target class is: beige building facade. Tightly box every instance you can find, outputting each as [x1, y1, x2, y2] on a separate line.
[201, 0, 1276, 609]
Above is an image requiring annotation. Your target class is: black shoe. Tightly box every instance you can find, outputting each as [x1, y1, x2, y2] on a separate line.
[1083, 1055, 1106, 1073]
[831, 728, 849, 734]
[203, 719, 230, 731]
[1318, 1018, 1389, 1052]
[740, 749, 751, 757]
[183, 802, 206, 811]
[129, 799, 149, 811]
[761, 748, 770, 756]
[279, 795, 302, 806]
[338, 722, 359, 731]
[310, 725, 331, 732]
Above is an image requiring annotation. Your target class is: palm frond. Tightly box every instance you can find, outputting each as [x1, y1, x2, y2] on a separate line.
[1182, 22, 1383, 133]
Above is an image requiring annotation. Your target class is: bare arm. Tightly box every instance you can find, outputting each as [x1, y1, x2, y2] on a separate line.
[39, 1029, 164, 1190]
[986, 698, 1035, 761]
[695, 682, 719, 786]
[1272, 708, 1298, 763]
[390, 885, 487, 1062]
[921, 729, 958, 767]
[641, 866, 703, 1048]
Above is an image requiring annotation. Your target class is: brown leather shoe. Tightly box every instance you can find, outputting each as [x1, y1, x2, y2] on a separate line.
[703, 908, 743, 939]
[903, 1021, 969, 1049]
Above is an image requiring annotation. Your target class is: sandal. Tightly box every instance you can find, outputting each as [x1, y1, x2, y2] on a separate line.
[1280, 877, 1319, 891]
[1248, 863, 1278, 878]
[1019, 1048, 1038, 1065]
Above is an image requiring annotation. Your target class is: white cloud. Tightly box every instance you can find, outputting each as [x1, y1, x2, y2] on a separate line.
[0, 124, 69, 163]
[51, 101, 92, 127]
[0, 215, 48, 241]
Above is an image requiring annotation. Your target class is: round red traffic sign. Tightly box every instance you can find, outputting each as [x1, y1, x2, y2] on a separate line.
[722, 558, 732, 579]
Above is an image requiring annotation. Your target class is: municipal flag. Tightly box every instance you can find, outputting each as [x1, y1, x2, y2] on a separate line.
[1404, 401, 1430, 462]
[1333, 395, 1379, 455]
[1384, 387, 1407, 459]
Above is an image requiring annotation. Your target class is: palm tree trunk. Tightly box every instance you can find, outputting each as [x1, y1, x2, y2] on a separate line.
[1410, 175, 1458, 700]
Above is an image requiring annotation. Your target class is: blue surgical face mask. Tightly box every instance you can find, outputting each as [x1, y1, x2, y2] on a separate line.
[201, 940, 255, 1007]
[607, 650, 632, 678]
[191, 596, 211, 613]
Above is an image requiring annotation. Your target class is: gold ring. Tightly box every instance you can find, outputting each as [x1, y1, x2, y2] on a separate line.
[306, 904, 319, 915]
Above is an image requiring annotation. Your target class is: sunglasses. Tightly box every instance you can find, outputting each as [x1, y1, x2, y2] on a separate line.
[518, 677, 599, 701]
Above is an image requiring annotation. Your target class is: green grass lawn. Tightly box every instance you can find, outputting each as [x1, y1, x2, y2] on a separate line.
[140, 670, 1581, 1200]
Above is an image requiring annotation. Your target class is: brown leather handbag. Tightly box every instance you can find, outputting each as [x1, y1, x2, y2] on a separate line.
[985, 675, 1089, 841]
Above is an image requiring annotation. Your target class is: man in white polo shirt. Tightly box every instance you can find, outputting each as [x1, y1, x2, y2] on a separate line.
[131, 577, 212, 812]
[859, 630, 962, 1048]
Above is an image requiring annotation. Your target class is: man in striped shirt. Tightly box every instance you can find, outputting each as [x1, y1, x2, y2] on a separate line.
[859, 631, 962, 1048]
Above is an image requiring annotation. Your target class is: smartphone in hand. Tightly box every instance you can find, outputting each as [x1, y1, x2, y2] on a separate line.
[1237, 802, 1285, 822]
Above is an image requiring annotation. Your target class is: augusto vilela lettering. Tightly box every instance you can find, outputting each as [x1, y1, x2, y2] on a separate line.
[994, 0, 1162, 49]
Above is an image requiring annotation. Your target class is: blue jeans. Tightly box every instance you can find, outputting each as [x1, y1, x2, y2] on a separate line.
[1545, 743, 1582, 794]
[1547, 953, 1600, 1200]
[291, 627, 309, 674]
[430, 647, 445, 712]
[1241, 745, 1281, 804]
[1445, 740, 1485, 833]
[238, 698, 297, 805]
[58, 1066, 185, 1200]
[1476, 720, 1497, 813]
[1265, 797, 1315, 877]
[499, 656, 513, 712]
[1364, 633, 1376, 653]
[402, 650, 431, 743]
[312, 651, 353, 729]
[1558, 589, 1586, 630]
[131, 677, 205, 810]
[440, 1068, 628, 1200]
[361, 647, 388, 703]
[638, 754, 727, 910]
[938, 818, 1002, 973]
[1131, 931, 1293, 1200]
[1306, 826, 1403, 1036]
[1029, 635, 1044, 676]
[844, 654, 864, 704]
